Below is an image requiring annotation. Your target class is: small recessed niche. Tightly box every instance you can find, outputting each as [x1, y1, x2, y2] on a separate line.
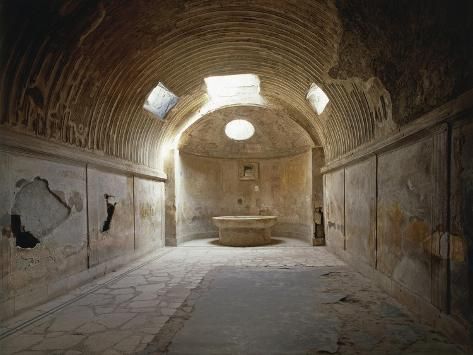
[204, 74, 260, 99]
[225, 119, 255, 141]
[144, 82, 178, 119]
[306, 83, 329, 115]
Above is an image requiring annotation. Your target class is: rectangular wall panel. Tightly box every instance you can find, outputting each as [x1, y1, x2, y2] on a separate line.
[0, 152, 87, 317]
[87, 167, 134, 267]
[134, 177, 165, 251]
[377, 138, 434, 302]
[324, 168, 345, 251]
[450, 118, 473, 325]
[345, 156, 377, 267]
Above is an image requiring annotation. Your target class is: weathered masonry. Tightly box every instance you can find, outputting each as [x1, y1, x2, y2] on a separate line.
[0, 0, 472, 350]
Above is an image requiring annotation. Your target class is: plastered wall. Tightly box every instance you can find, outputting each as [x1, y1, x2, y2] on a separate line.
[324, 118, 473, 339]
[176, 151, 314, 244]
[0, 150, 165, 320]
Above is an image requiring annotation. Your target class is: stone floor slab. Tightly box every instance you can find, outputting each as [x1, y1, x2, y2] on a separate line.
[0, 238, 467, 354]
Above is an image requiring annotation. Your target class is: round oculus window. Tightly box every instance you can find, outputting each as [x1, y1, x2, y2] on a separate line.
[225, 119, 255, 140]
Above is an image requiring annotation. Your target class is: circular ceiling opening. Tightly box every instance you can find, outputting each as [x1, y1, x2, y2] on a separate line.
[225, 119, 255, 140]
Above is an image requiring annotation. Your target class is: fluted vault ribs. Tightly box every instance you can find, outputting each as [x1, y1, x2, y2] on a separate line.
[1, 1, 471, 169]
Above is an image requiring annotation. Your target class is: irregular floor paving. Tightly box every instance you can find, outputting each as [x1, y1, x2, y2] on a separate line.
[0, 238, 466, 354]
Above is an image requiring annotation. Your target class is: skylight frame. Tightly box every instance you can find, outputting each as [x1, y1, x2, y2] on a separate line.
[224, 119, 255, 141]
[306, 83, 330, 115]
[204, 74, 261, 99]
[143, 82, 178, 119]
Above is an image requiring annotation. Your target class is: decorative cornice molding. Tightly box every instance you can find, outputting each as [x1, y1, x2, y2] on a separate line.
[0, 128, 167, 181]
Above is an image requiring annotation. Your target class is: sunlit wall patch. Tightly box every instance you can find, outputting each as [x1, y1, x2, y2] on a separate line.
[204, 74, 260, 99]
[144, 82, 178, 119]
[306, 83, 329, 115]
[225, 119, 255, 140]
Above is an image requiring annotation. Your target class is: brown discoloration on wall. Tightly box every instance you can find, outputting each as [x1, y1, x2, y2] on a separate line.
[404, 217, 431, 250]
[140, 203, 155, 219]
[324, 124, 466, 331]
[377, 138, 435, 301]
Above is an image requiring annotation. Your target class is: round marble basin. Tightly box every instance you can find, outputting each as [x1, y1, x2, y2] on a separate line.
[212, 216, 278, 247]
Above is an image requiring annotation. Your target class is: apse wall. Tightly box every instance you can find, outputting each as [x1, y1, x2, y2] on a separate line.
[323, 102, 473, 342]
[0, 149, 165, 320]
[175, 151, 313, 244]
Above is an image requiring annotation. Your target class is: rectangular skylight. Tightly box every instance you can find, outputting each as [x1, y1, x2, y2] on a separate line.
[204, 74, 260, 99]
[306, 83, 329, 115]
[144, 82, 178, 119]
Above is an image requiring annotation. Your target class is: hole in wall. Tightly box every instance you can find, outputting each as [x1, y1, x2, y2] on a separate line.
[11, 214, 40, 248]
[101, 194, 118, 232]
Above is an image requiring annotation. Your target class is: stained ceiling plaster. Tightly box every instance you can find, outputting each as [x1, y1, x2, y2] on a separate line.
[1, 0, 471, 170]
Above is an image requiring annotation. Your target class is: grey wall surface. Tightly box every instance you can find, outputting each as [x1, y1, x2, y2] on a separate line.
[176, 151, 314, 244]
[450, 118, 473, 329]
[0, 151, 165, 321]
[87, 168, 135, 266]
[134, 176, 165, 251]
[0, 153, 87, 319]
[345, 157, 376, 267]
[323, 119, 472, 337]
[324, 168, 345, 251]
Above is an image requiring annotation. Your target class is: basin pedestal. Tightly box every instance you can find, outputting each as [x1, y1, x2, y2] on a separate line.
[212, 216, 278, 247]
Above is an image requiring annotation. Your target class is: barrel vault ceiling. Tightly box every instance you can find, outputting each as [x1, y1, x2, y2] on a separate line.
[1, 0, 471, 170]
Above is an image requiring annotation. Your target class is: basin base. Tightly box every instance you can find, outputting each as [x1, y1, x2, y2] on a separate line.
[219, 227, 272, 247]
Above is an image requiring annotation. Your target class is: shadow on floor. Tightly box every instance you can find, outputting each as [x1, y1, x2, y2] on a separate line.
[209, 238, 285, 247]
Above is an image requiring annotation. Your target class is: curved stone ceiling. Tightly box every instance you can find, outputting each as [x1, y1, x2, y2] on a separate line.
[179, 106, 314, 159]
[1, 1, 471, 171]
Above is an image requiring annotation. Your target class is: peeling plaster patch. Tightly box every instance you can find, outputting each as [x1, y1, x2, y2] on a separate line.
[15, 178, 28, 188]
[101, 194, 118, 232]
[53, 190, 67, 203]
[12, 177, 71, 239]
[68, 191, 84, 212]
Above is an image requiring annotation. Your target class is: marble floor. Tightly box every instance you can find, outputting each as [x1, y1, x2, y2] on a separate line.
[0, 238, 466, 354]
